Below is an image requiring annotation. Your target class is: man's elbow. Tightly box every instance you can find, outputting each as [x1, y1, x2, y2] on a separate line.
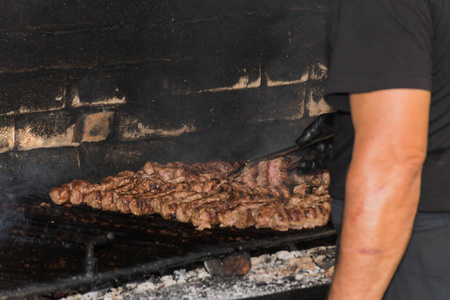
[351, 144, 426, 182]
[391, 146, 427, 172]
[356, 142, 426, 169]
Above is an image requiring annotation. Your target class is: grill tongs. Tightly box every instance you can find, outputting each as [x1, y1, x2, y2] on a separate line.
[227, 134, 332, 179]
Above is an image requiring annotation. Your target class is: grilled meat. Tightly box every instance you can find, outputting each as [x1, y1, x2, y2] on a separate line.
[49, 158, 331, 231]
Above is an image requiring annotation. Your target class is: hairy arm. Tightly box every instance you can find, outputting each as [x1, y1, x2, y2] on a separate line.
[328, 89, 431, 300]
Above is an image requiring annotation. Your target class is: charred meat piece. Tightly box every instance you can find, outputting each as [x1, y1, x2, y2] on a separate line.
[69, 180, 91, 205]
[218, 202, 267, 229]
[236, 164, 258, 187]
[268, 157, 289, 187]
[256, 161, 270, 186]
[49, 184, 70, 205]
[254, 196, 331, 231]
[175, 193, 229, 224]
[129, 195, 154, 216]
[190, 199, 232, 230]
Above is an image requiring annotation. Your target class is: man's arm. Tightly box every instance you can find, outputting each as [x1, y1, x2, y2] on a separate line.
[328, 89, 430, 300]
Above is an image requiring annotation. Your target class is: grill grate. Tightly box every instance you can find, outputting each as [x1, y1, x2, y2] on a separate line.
[0, 194, 335, 299]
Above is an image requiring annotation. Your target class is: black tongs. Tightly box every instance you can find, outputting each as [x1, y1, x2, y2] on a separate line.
[227, 134, 332, 179]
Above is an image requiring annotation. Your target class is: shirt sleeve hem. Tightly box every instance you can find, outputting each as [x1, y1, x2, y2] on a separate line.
[324, 73, 432, 112]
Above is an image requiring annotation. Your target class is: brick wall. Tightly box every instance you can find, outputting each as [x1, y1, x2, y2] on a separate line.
[0, 0, 331, 194]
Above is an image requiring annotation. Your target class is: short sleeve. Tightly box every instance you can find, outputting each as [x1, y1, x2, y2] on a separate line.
[325, 0, 433, 112]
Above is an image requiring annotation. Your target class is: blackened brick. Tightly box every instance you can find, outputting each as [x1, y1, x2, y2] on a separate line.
[0, 116, 14, 153]
[309, 47, 328, 81]
[165, 57, 261, 95]
[263, 10, 326, 83]
[282, 10, 327, 50]
[97, 27, 171, 67]
[99, 61, 260, 103]
[0, 1, 151, 31]
[305, 80, 333, 117]
[113, 64, 170, 101]
[115, 84, 305, 142]
[0, 31, 97, 74]
[0, 71, 65, 115]
[157, 118, 316, 163]
[264, 53, 309, 86]
[78, 118, 314, 179]
[77, 111, 114, 143]
[67, 70, 126, 107]
[143, 0, 325, 25]
[99, 13, 276, 68]
[78, 140, 179, 182]
[0, 148, 80, 194]
[167, 16, 270, 61]
[0, 1, 22, 30]
[15, 111, 80, 151]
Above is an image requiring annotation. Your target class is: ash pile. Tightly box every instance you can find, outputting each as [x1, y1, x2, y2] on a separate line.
[64, 246, 335, 300]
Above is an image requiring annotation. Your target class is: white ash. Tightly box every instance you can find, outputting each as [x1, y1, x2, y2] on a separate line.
[64, 246, 335, 300]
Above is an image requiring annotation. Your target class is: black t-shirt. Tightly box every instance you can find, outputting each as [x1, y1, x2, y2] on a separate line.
[325, 0, 450, 212]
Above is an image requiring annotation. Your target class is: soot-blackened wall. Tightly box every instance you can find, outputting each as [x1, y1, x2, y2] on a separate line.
[0, 0, 331, 195]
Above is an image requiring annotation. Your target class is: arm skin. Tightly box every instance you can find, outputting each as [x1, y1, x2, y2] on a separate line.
[328, 89, 431, 300]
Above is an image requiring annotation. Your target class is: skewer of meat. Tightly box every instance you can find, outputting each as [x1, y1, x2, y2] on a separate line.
[49, 157, 332, 231]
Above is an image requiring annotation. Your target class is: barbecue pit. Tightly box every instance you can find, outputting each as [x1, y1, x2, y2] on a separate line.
[0, 1, 332, 299]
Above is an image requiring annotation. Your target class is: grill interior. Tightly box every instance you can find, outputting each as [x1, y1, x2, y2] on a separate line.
[0, 2, 333, 298]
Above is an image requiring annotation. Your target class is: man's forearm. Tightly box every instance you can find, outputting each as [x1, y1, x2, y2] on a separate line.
[328, 160, 422, 299]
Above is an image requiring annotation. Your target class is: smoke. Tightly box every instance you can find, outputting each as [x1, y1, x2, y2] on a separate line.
[0, 194, 29, 243]
[0, 155, 58, 244]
